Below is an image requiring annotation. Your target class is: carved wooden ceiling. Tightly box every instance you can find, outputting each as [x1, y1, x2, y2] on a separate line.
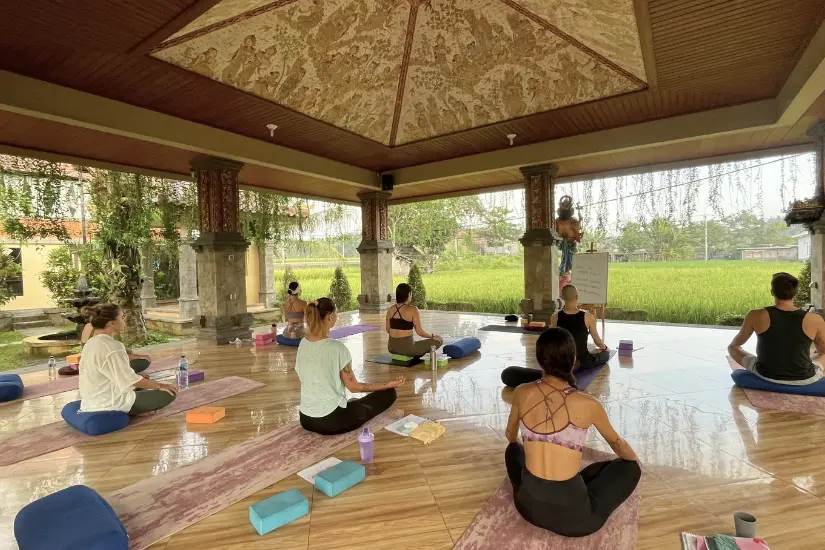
[152, 0, 647, 145]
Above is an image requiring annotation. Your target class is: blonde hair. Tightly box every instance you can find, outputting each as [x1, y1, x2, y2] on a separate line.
[561, 284, 578, 301]
[81, 303, 121, 329]
[305, 297, 336, 334]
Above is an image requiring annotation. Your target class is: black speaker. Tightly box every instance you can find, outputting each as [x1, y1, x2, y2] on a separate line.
[381, 173, 394, 191]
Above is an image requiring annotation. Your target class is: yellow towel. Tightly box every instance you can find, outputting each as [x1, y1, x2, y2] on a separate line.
[410, 421, 445, 444]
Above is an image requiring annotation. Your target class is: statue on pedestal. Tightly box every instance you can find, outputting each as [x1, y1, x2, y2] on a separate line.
[554, 195, 582, 277]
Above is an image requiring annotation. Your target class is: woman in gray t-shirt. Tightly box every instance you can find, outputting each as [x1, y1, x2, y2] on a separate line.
[296, 297, 404, 435]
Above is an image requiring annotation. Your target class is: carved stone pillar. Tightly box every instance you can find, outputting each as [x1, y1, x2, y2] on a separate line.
[808, 122, 825, 309]
[178, 238, 199, 320]
[519, 163, 561, 323]
[190, 156, 252, 344]
[258, 241, 276, 308]
[357, 191, 394, 313]
[140, 245, 156, 310]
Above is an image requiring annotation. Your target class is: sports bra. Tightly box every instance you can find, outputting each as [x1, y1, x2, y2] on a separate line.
[389, 305, 415, 330]
[519, 381, 588, 452]
[285, 298, 304, 321]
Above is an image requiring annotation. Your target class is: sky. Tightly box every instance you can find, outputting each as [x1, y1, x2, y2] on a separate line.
[306, 151, 818, 238]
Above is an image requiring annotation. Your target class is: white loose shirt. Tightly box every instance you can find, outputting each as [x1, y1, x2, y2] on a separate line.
[295, 337, 352, 417]
[78, 334, 143, 413]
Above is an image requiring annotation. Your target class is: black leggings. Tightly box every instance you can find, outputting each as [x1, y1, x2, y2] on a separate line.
[299, 388, 397, 435]
[501, 351, 610, 388]
[505, 443, 641, 537]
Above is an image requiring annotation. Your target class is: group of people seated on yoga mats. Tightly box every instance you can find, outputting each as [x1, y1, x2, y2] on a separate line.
[501, 284, 610, 388]
[77, 304, 178, 416]
[729, 271, 825, 386]
[385, 283, 444, 357]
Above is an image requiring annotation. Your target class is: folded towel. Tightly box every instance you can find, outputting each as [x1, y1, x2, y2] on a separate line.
[410, 421, 445, 444]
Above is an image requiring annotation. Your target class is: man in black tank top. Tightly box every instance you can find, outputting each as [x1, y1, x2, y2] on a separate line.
[728, 272, 825, 385]
[551, 285, 610, 370]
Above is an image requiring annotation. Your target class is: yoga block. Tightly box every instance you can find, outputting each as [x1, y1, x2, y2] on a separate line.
[276, 334, 302, 347]
[254, 332, 275, 346]
[391, 353, 415, 362]
[66, 354, 81, 365]
[248, 489, 309, 536]
[423, 355, 449, 368]
[526, 321, 546, 331]
[443, 337, 482, 359]
[731, 369, 825, 396]
[618, 340, 633, 350]
[314, 460, 365, 497]
[188, 370, 205, 383]
[61, 401, 129, 436]
[15, 485, 128, 550]
[0, 373, 24, 402]
[186, 406, 225, 424]
[619, 348, 633, 357]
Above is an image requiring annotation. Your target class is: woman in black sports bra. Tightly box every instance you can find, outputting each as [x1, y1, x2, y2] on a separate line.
[385, 283, 443, 357]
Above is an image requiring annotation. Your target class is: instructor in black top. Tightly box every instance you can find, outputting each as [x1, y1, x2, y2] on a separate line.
[728, 272, 825, 385]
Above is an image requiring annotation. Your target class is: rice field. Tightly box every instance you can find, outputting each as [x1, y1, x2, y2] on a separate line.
[275, 260, 804, 325]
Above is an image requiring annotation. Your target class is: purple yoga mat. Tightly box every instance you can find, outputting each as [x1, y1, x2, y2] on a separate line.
[0, 376, 264, 467]
[329, 324, 379, 339]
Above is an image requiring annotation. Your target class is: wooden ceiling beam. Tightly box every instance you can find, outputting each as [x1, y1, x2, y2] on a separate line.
[632, 0, 658, 89]
[0, 71, 378, 190]
[128, 0, 225, 55]
[777, 19, 825, 127]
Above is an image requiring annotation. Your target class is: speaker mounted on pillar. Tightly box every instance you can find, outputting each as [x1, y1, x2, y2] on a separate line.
[381, 173, 394, 191]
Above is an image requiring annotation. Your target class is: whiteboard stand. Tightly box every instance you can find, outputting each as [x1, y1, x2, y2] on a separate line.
[572, 249, 608, 337]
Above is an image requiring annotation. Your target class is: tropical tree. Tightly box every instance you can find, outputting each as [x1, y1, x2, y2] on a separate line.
[407, 263, 427, 309]
[0, 246, 22, 307]
[328, 266, 353, 311]
[479, 206, 521, 246]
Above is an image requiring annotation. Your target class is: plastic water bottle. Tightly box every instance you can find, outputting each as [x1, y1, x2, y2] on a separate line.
[430, 345, 437, 373]
[176, 356, 189, 390]
[47, 356, 56, 380]
[358, 427, 374, 463]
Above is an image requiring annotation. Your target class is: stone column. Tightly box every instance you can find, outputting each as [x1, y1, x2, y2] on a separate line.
[357, 191, 394, 313]
[519, 163, 561, 323]
[140, 245, 156, 310]
[190, 156, 252, 344]
[178, 238, 199, 320]
[258, 241, 276, 308]
[808, 122, 825, 309]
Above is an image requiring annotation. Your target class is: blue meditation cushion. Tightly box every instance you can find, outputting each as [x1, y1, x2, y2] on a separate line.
[443, 337, 482, 359]
[276, 334, 302, 347]
[248, 488, 309, 536]
[15, 485, 127, 550]
[314, 460, 365, 498]
[0, 373, 24, 402]
[61, 401, 130, 436]
[731, 369, 825, 397]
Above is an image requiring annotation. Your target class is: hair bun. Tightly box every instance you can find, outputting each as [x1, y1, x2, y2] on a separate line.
[81, 305, 101, 318]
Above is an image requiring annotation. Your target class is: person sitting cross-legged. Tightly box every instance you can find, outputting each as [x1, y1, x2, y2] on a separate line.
[728, 272, 825, 385]
[502, 284, 609, 388]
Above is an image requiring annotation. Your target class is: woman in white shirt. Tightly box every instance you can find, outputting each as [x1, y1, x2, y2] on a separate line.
[78, 304, 178, 415]
[297, 297, 404, 435]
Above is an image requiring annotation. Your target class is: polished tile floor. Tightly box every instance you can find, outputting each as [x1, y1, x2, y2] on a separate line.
[1, 311, 823, 549]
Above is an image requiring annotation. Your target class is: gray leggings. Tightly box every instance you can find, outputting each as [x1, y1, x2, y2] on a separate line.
[388, 335, 441, 357]
[128, 389, 176, 416]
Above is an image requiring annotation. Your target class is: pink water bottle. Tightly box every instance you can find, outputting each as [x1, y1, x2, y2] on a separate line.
[358, 427, 374, 463]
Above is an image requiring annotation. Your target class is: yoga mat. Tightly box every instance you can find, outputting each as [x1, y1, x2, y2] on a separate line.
[329, 324, 379, 339]
[366, 354, 422, 367]
[0, 356, 185, 407]
[0, 376, 264, 467]
[453, 449, 641, 550]
[479, 325, 543, 335]
[727, 357, 825, 415]
[106, 408, 404, 550]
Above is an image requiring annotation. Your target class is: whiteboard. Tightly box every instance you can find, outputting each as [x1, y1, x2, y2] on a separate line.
[571, 252, 608, 305]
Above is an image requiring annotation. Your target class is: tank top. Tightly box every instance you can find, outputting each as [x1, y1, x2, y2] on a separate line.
[556, 310, 589, 363]
[756, 307, 815, 381]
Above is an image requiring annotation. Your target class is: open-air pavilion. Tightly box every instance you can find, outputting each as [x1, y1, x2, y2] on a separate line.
[2, 1, 825, 549]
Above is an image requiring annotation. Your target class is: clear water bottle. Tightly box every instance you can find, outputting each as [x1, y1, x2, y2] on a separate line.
[429, 345, 437, 373]
[48, 356, 56, 380]
[358, 427, 374, 463]
[176, 355, 189, 390]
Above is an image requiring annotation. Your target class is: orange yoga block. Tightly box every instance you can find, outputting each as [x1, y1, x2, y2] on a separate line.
[66, 354, 81, 365]
[186, 406, 225, 424]
[527, 322, 546, 331]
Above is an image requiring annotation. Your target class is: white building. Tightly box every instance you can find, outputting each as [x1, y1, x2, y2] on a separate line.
[795, 232, 812, 261]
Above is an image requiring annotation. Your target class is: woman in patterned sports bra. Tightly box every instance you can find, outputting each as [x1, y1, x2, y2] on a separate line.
[282, 281, 308, 340]
[504, 327, 641, 537]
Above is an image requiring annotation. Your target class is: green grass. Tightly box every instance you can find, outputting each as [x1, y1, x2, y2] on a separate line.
[276, 260, 804, 326]
[0, 331, 24, 345]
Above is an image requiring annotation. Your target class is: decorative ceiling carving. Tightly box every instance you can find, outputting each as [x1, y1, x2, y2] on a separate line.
[153, 0, 647, 146]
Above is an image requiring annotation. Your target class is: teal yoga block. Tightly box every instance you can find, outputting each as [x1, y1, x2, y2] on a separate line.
[249, 489, 309, 535]
[314, 460, 365, 497]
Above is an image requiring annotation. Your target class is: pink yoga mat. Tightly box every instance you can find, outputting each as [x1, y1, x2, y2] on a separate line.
[0, 376, 264, 467]
[727, 357, 825, 416]
[329, 324, 379, 339]
[453, 449, 641, 550]
[107, 408, 404, 550]
[1, 356, 184, 407]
